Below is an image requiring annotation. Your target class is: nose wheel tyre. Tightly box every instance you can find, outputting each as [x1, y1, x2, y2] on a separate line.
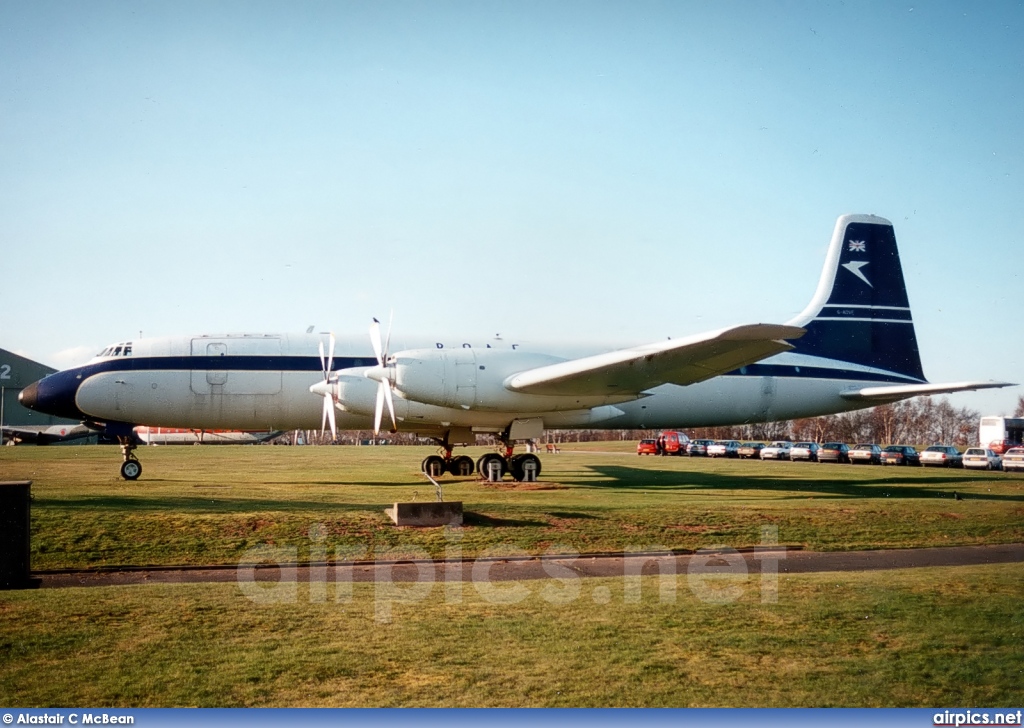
[120, 460, 142, 481]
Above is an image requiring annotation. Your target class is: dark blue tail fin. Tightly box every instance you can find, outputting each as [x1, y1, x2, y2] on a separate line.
[787, 214, 925, 383]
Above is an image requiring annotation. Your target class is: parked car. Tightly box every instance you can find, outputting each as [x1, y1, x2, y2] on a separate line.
[760, 441, 792, 460]
[637, 439, 659, 455]
[790, 442, 821, 462]
[1003, 447, 1024, 472]
[963, 448, 1002, 471]
[707, 440, 740, 458]
[738, 442, 765, 459]
[688, 439, 715, 457]
[985, 439, 1022, 456]
[817, 443, 850, 463]
[920, 445, 963, 468]
[849, 443, 882, 464]
[881, 445, 921, 466]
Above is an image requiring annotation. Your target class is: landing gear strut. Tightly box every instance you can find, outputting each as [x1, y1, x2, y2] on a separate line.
[118, 437, 142, 480]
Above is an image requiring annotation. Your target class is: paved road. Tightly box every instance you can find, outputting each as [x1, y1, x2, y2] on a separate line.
[35, 543, 1024, 589]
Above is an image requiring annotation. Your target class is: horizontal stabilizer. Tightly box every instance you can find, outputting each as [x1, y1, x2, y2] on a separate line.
[506, 324, 805, 397]
[841, 380, 1016, 402]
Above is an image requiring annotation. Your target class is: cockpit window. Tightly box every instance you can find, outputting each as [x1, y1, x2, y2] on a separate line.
[97, 342, 134, 358]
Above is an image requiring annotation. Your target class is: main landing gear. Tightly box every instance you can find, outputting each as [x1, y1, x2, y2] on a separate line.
[119, 437, 142, 481]
[420, 440, 542, 482]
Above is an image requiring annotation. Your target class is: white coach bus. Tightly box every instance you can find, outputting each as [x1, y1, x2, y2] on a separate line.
[979, 416, 1024, 454]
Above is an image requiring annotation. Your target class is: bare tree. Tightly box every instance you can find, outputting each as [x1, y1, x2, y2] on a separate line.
[1015, 395, 1024, 418]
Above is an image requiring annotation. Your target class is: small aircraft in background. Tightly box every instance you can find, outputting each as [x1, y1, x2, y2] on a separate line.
[20, 214, 1012, 480]
[134, 427, 281, 445]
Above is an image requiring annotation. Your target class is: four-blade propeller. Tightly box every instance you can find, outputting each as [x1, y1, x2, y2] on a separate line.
[368, 316, 397, 435]
[308, 333, 337, 440]
[309, 318, 400, 439]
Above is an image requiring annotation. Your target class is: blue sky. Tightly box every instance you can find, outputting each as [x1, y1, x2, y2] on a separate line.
[2, 0, 1021, 414]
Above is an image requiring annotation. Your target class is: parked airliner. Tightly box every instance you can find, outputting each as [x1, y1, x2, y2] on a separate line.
[20, 215, 1011, 480]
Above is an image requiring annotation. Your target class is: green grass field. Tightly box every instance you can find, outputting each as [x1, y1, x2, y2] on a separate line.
[1, 444, 1023, 707]
[1, 565, 1021, 706]
[1, 444, 1022, 569]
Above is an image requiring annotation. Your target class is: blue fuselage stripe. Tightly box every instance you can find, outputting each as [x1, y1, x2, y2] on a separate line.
[65, 356, 921, 385]
[71, 355, 378, 376]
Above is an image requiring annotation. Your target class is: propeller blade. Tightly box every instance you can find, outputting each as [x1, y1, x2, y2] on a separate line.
[383, 310, 393, 363]
[320, 394, 329, 437]
[325, 392, 337, 439]
[370, 318, 384, 366]
[326, 333, 335, 376]
[318, 339, 327, 378]
[374, 382, 385, 435]
[382, 380, 397, 431]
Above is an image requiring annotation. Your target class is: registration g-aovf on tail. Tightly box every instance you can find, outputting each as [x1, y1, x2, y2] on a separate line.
[20, 214, 1013, 480]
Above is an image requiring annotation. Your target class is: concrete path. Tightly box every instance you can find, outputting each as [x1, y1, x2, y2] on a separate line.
[34, 542, 1024, 589]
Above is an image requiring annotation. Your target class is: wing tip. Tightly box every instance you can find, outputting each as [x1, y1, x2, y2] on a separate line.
[842, 380, 1016, 401]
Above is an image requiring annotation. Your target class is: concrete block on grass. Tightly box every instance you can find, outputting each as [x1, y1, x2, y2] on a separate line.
[386, 501, 463, 527]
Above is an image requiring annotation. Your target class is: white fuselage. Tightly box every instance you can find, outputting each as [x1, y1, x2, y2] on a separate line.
[65, 332, 887, 436]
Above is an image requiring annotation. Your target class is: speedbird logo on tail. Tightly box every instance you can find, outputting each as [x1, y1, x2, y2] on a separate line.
[841, 260, 873, 287]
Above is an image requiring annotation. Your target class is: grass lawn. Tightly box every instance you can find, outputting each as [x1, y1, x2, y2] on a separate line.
[0, 564, 1021, 707]
[0, 444, 1022, 569]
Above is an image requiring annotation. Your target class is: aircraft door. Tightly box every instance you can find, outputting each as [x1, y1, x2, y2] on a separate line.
[206, 343, 228, 386]
[451, 348, 477, 408]
[191, 341, 228, 393]
[190, 337, 282, 395]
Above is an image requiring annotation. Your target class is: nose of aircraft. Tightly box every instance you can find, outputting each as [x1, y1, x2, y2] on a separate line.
[16, 371, 88, 420]
[18, 381, 39, 409]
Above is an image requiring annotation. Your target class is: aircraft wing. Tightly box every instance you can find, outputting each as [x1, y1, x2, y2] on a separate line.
[840, 380, 1016, 403]
[505, 324, 805, 397]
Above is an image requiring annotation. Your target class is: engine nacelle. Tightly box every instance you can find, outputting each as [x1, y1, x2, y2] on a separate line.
[380, 347, 629, 413]
[389, 348, 557, 411]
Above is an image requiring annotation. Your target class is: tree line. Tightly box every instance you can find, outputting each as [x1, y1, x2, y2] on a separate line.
[551, 396, 1016, 447]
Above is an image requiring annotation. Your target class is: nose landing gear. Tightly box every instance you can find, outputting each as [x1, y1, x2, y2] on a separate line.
[118, 437, 142, 480]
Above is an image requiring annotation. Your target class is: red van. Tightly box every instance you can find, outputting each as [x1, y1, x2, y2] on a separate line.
[657, 431, 690, 456]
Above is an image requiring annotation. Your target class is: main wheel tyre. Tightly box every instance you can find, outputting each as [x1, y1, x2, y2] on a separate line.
[120, 460, 142, 481]
[449, 455, 475, 476]
[510, 453, 542, 482]
[422, 455, 447, 477]
[476, 453, 508, 481]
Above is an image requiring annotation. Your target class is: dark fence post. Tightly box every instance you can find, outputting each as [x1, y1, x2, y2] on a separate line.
[0, 480, 41, 589]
